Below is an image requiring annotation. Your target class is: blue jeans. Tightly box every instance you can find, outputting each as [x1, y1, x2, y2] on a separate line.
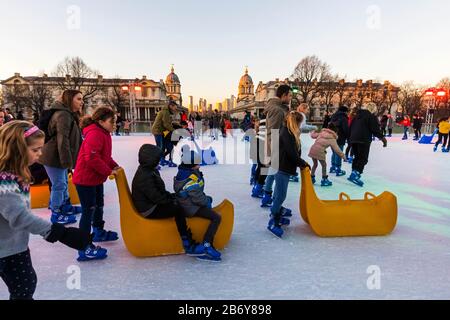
[263, 173, 275, 193]
[44, 166, 69, 211]
[403, 127, 409, 139]
[154, 134, 165, 161]
[75, 184, 105, 234]
[270, 171, 290, 218]
[331, 144, 345, 168]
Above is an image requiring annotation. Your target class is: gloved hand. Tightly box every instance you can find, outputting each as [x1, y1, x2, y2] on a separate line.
[206, 196, 213, 209]
[382, 137, 388, 148]
[301, 162, 311, 171]
[45, 224, 92, 251]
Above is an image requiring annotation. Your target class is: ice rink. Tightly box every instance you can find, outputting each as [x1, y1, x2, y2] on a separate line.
[1, 132, 449, 300]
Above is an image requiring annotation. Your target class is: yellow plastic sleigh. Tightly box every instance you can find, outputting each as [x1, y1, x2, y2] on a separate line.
[110, 168, 234, 257]
[30, 177, 80, 209]
[299, 169, 397, 237]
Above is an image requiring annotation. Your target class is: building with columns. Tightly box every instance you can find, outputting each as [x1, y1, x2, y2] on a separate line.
[0, 66, 186, 121]
[231, 68, 400, 120]
[236, 67, 255, 110]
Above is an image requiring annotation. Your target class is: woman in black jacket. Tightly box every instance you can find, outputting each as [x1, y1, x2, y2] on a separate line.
[268, 111, 310, 238]
[131, 144, 195, 253]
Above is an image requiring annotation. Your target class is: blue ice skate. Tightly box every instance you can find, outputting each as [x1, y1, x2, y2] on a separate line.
[335, 168, 346, 177]
[251, 184, 264, 198]
[321, 177, 333, 187]
[267, 221, 283, 238]
[280, 207, 292, 218]
[92, 227, 119, 242]
[347, 170, 364, 187]
[261, 191, 273, 208]
[51, 211, 77, 225]
[77, 244, 108, 262]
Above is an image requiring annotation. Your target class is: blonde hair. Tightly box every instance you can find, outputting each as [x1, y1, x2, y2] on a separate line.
[0, 121, 45, 182]
[286, 111, 304, 148]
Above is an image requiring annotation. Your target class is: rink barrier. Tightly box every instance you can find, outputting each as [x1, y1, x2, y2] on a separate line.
[110, 168, 235, 257]
[299, 169, 397, 237]
[30, 175, 80, 209]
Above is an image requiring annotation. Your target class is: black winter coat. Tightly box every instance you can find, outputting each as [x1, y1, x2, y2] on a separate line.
[413, 116, 423, 129]
[131, 144, 175, 214]
[273, 126, 308, 175]
[330, 110, 349, 146]
[349, 109, 384, 144]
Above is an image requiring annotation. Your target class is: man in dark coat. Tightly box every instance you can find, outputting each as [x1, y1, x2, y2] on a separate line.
[348, 104, 387, 187]
[412, 113, 423, 140]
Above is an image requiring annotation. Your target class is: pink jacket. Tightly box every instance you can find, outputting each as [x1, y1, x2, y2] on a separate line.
[73, 124, 118, 186]
[308, 128, 345, 161]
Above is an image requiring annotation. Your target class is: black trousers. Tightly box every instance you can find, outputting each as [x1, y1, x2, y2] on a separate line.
[76, 184, 105, 234]
[194, 207, 222, 245]
[351, 143, 371, 174]
[435, 133, 449, 148]
[0, 249, 37, 300]
[147, 202, 188, 238]
[414, 127, 422, 139]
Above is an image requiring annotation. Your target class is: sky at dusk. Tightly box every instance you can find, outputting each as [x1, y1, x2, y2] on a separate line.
[1, 0, 450, 104]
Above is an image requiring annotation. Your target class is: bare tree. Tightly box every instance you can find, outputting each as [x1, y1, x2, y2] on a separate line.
[398, 81, 425, 116]
[436, 77, 450, 108]
[290, 55, 332, 104]
[335, 79, 354, 107]
[27, 79, 54, 114]
[3, 83, 29, 113]
[53, 56, 102, 106]
[103, 79, 128, 114]
[353, 81, 373, 108]
[318, 73, 340, 112]
[436, 77, 450, 90]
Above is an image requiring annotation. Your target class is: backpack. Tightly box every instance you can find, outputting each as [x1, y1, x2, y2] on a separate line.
[38, 109, 75, 143]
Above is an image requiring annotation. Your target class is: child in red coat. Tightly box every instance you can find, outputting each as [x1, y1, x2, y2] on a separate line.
[401, 115, 411, 140]
[73, 107, 121, 261]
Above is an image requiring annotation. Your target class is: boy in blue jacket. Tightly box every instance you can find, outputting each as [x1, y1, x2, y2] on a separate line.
[174, 149, 222, 262]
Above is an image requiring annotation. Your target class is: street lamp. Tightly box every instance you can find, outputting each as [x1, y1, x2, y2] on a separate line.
[423, 88, 447, 134]
[121, 82, 142, 133]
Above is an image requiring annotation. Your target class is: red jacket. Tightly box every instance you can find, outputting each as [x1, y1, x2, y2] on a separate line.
[402, 118, 411, 127]
[73, 124, 118, 186]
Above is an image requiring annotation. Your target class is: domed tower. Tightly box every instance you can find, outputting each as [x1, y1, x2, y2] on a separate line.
[238, 66, 255, 103]
[165, 65, 181, 104]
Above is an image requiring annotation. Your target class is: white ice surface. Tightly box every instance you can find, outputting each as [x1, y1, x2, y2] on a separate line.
[1, 132, 450, 300]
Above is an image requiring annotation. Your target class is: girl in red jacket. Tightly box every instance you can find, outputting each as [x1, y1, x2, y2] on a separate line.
[73, 107, 121, 261]
[401, 115, 411, 140]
